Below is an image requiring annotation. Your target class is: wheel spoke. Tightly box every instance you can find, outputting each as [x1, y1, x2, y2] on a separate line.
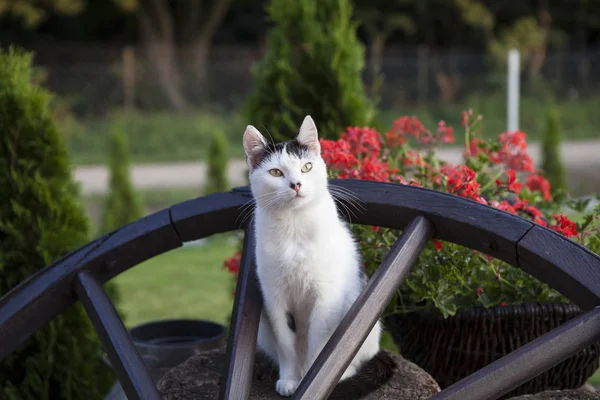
[431, 306, 600, 400]
[219, 228, 263, 400]
[75, 271, 160, 400]
[293, 216, 435, 400]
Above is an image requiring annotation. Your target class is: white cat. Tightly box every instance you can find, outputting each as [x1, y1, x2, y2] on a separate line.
[243, 116, 382, 397]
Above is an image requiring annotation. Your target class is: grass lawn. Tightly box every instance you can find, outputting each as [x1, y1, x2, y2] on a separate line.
[139, 187, 203, 211]
[590, 372, 600, 386]
[64, 95, 600, 166]
[85, 187, 201, 208]
[113, 234, 239, 328]
[64, 110, 246, 165]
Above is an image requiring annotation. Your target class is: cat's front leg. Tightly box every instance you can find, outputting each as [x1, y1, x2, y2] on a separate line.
[302, 302, 341, 378]
[302, 302, 362, 382]
[257, 312, 278, 361]
[303, 322, 359, 383]
[264, 307, 301, 397]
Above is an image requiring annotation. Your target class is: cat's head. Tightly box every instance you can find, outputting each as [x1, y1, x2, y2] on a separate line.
[243, 115, 328, 210]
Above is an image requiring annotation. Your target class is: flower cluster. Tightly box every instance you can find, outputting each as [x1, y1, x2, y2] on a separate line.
[222, 251, 241, 296]
[322, 110, 562, 236]
[223, 111, 600, 318]
[318, 110, 600, 317]
[223, 251, 241, 277]
[320, 126, 395, 181]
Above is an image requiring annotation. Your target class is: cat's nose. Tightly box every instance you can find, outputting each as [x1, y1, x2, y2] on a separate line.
[290, 182, 302, 193]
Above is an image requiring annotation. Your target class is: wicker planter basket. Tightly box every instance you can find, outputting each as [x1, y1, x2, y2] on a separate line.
[385, 302, 600, 399]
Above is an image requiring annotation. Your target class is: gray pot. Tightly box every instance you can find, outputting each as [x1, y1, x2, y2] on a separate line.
[103, 319, 227, 399]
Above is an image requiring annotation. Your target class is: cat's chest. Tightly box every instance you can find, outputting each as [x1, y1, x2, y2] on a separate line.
[262, 228, 318, 266]
[258, 234, 325, 295]
[255, 209, 338, 273]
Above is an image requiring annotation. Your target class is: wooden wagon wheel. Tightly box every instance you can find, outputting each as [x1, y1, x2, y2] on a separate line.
[1, 180, 600, 400]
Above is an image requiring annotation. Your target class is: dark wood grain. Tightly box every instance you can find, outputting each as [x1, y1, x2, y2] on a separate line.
[75, 271, 160, 400]
[518, 226, 600, 310]
[86, 209, 182, 284]
[0, 180, 599, 400]
[170, 189, 252, 241]
[293, 216, 435, 400]
[219, 228, 263, 400]
[431, 306, 600, 400]
[328, 179, 533, 266]
[226, 182, 532, 266]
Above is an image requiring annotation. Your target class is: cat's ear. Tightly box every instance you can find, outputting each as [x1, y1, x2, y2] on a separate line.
[297, 115, 320, 153]
[243, 125, 267, 171]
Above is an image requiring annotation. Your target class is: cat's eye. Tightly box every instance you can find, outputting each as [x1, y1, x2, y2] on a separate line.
[269, 168, 283, 177]
[301, 162, 313, 173]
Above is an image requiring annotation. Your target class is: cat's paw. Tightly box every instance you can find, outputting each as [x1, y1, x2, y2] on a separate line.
[340, 364, 358, 381]
[276, 379, 299, 397]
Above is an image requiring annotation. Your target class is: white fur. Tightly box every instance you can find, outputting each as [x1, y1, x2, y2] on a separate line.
[243, 116, 381, 397]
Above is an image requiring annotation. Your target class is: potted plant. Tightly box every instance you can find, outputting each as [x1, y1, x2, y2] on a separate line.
[322, 111, 600, 398]
[222, 111, 600, 398]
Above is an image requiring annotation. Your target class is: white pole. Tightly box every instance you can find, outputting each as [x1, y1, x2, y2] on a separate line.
[507, 49, 520, 131]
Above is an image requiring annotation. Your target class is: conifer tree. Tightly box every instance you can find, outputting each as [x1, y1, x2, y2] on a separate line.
[204, 128, 230, 194]
[541, 106, 568, 195]
[0, 47, 114, 400]
[100, 121, 144, 234]
[245, 0, 375, 141]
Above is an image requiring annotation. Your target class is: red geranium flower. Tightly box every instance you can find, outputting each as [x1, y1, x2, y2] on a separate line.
[403, 150, 426, 168]
[490, 200, 517, 215]
[223, 251, 241, 277]
[341, 126, 381, 158]
[527, 174, 552, 201]
[497, 131, 535, 172]
[465, 137, 503, 163]
[442, 164, 486, 204]
[437, 121, 455, 144]
[461, 109, 473, 127]
[409, 178, 423, 187]
[385, 116, 427, 147]
[496, 169, 523, 194]
[513, 198, 547, 226]
[550, 213, 578, 238]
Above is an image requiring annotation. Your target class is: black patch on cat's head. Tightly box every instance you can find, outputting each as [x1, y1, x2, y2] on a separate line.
[286, 311, 296, 333]
[285, 139, 310, 158]
[254, 139, 310, 170]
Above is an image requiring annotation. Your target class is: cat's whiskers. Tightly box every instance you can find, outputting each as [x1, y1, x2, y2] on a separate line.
[236, 198, 259, 227]
[328, 184, 365, 210]
[237, 198, 256, 217]
[328, 187, 365, 220]
[261, 124, 276, 146]
[328, 184, 363, 201]
[331, 189, 364, 208]
[237, 205, 255, 228]
[256, 189, 289, 212]
[236, 192, 275, 228]
[334, 199, 358, 221]
[329, 189, 363, 211]
[328, 190, 356, 219]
